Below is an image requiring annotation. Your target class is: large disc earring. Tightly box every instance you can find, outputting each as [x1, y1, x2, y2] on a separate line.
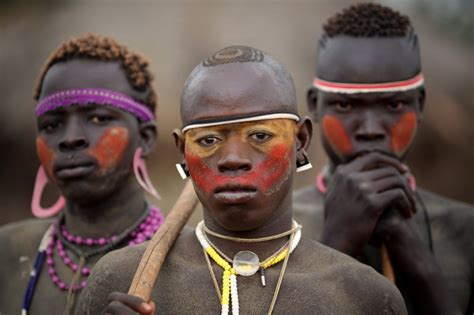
[175, 163, 190, 180]
[296, 152, 313, 173]
[31, 166, 65, 218]
[133, 147, 161, 200]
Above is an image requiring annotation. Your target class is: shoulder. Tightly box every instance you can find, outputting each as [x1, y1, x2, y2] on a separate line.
[291, 238, 407, 314]
[0, 218, 54, 254]
[76, 226, 197, 315]
[76, 241, 146, 314]
[418, 189, 474, 239]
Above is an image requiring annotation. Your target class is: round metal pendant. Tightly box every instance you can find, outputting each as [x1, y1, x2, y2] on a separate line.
[233, 251, 260, 276]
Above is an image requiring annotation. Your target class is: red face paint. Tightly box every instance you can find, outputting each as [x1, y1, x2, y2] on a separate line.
[390, 112, 417, 156]
[89, 127, 130, 171]
[186, 143, 292, 196]
[36, 137, 54, 177]
[322, 115, 353, 156]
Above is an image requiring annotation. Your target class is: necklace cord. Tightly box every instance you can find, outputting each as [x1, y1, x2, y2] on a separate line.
[197, 220, 301, 314]
[203, 248, 222, 301]
[267, 231, 294, 315]
[56, 202, 150, 258]
[64, 256, 85, 315]
[203, 224, 301, 243]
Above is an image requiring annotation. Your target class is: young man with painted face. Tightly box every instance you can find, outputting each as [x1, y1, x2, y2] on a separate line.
[0, 34, 165, 314]
[76, 46, 406, 314]
[293, 3, 473, 314]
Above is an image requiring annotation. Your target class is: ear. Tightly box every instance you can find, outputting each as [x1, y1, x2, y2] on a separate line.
[295, 116, 313, 157]
[172, 128, 186, 162]
[138, 121, 158, 157]
[416, 87, 426, 121]
[306, 87, 319, 122]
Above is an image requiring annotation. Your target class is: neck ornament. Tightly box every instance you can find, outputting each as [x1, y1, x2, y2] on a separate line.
[195, 220, 302, 315]
[21, 205, 164, 315]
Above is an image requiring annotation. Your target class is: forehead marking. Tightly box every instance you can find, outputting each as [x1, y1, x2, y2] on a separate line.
[313, 73, 424, 94]
[182, 113, 299, 133]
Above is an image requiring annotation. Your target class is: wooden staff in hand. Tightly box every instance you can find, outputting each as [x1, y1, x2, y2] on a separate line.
[128, 180, 198, 302]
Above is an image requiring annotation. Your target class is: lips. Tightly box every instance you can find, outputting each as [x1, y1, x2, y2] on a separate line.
[54, 159, 96, 180]
[214, 184, 258, 204]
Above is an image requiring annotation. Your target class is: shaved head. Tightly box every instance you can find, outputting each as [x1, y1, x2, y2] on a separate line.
[180, 46, 297, 126]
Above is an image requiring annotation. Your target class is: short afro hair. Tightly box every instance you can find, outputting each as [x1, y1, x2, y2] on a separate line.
[323, 3, 412, 38]
[34, 33, 157, 111]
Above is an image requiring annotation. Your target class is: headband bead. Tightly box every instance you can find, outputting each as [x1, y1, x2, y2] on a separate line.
[35, 88, 155, 121]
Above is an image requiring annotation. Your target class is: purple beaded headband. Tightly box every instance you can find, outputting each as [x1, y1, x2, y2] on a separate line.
[35, 88, 155, 121]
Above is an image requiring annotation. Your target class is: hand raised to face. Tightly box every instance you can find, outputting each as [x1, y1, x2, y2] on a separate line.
[321, 151, 416, 257]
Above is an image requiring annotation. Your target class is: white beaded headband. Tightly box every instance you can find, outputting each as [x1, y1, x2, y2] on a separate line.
[181, 113, 300, 133]
[313, 73, 424, 94]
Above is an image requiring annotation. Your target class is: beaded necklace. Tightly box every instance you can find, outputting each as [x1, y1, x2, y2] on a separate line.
[21, 204, 164, 315]
[195, 220, 302, 315]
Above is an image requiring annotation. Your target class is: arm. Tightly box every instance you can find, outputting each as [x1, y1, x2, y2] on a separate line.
[375, 209, 462, 314]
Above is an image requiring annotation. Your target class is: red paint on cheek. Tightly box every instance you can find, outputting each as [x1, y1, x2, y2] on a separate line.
[36, 137, 54, 176]
[391, 112, 417, 156]
[89, 127, 130, 170]
[186, 143, 292, 195]
[322, 116, 353, 156]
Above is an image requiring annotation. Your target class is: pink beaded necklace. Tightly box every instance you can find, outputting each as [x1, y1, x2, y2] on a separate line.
[45, 206, 163, 292]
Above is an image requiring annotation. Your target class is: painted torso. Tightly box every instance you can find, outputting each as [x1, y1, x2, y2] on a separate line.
[76, 227, 407, 314]
[293, 186, 474, 314]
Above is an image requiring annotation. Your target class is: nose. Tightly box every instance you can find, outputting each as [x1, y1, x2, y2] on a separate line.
[355, 111, 386, 143]
[217, 137, 252, 174]
[59, 117, 89, 152]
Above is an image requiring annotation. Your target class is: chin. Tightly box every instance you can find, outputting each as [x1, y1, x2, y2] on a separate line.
[58, 177, 122, 204]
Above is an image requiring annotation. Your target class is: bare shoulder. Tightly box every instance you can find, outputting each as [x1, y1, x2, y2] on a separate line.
[76, 226, 197, 315]
[289, 238, 407, 314]
[293, 185, 325, 240]
[419, 189, 474, 245]
[0, 218, 54, 259]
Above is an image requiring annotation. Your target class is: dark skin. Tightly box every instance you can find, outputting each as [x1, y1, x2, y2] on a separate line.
[0, 59, 157, 314]
[77, 59, 406, 314]
[294, 36, 473, 314]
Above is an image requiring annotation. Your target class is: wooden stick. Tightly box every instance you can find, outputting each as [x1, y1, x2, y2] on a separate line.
[128, 180, 198, 300]
[381, 244, 395, 284]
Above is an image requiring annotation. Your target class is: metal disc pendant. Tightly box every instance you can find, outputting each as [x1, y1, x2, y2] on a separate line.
[233, 250, 260, 276]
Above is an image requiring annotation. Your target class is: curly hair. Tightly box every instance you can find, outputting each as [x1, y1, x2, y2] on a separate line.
[323, 3, 412, 38]
[34, 33, 157, 111]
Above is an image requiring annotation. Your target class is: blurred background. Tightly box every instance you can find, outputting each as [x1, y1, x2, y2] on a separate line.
[0, 0, 472, 227]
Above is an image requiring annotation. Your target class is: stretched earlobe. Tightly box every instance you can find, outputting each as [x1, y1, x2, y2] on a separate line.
[133, 147, 161, 200]
[31, 166, 65, 218]
[296, 152, 313, 173]
[175, 163, 190, 180]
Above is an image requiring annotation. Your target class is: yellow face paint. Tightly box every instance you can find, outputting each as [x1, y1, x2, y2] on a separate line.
[184, 119, 297, 195]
